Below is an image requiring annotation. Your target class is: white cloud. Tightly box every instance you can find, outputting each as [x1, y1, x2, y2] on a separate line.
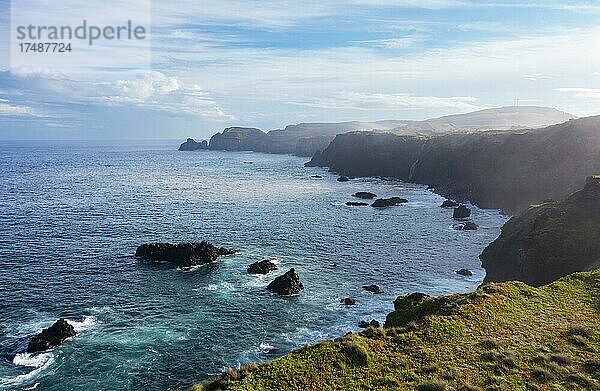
[556, 88, 600, 99]
[0, 102, 39, 116]
[289, 92, 481, 112]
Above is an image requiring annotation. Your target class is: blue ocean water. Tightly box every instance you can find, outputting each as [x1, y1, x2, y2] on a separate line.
[0, 140, 508, 390]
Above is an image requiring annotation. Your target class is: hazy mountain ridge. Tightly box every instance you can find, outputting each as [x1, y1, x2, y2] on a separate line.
[183, 106, 574, 156]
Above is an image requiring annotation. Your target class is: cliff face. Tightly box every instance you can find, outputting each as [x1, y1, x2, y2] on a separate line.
[208, 127, 268, 151]
[309, 116, 600, 213]
[480, 176, 600, 286]
[179, 138, 208, 151]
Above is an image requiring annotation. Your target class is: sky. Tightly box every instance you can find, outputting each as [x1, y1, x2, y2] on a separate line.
[0, 0, 600, 140]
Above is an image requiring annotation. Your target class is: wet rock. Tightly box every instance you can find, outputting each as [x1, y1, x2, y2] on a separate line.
[341, 297, 357, 305]
[346, 202, 369, 207]
[456, 268, 473, 276]
[371, 197, 408, 208]
[441, 200, 460, 208]
[358, 319, 381, 328]
[353, 192, 377, 199]
[337, 175, 350, 182]
[267, 268, 304, 296]
[26, 319, 76, 353]
[135, 241, 237, 268]
[453, 221, 478, 230]
[453, 205, 472, 219]
[362, 284, 383, 294]
[248, 259, 278, 274]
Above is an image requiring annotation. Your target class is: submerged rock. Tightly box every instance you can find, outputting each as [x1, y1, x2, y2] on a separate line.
[362, 284, 383, 294]
[337, 176, 350, 182]
[453, 205, 472, 219]
[26, 319, 76, 353]
[456, 268, 473, 276]
[353, 192, 377, 199]
[441, 200, 460, 208]
[371, 197, 408, 208]
[267, 268, 304, 295]
[135, 242, 237, 268]
[346, 201, 369, 207]
[341, 297, 357, 306]
[453, 222, 478, 230]
[358, 319, 381, 328]
[248, 259, 278, 274]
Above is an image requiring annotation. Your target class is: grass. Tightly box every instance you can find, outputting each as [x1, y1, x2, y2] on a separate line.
[190, 269, 600, 390]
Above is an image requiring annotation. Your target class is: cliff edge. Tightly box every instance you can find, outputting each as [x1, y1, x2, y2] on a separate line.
[480, 176, 600, 286]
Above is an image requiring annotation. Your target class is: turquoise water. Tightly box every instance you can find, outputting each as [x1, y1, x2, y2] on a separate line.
[0, 140, 508, 390]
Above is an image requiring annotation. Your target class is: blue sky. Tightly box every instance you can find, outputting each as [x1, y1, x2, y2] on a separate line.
[1, 0, 600, 139]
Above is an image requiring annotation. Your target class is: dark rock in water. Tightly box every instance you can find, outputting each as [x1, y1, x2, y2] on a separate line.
[179, 138, 208, 151]
[26, 319, 76, 353]
[456, 268, 473, 276]
[341, 297, 356, 305]
[358, 319, 381, 328]
[353, 192, 377, 199]
[453, 221, 478, 230]
[441, 200, 460, 208]
[481, 175, 600, 287]
[371, 197, 408, 208]
[248, 259, 278, 274]
[362, 284, 383, 294]
[135, 241, 237, 268]
[311, 175, 323, 178]
[346, 202, 369, 207]
[337, 175, 350, 182]
[453, 205, 472, 219]
[267, 268, 304, 295]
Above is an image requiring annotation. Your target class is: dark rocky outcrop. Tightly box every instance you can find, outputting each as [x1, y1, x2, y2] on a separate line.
[346, 202, 369, 207]
[311, 175, 323, 179]
[179, 138, 208, 151]
[209, 127, 269, 151]
[362, 284, 383, 294]
[353, 192, 377, 199]
[26, 319, 76, 353]
[453, 221, 478, 230]
[267, 268, 304, 295]
[441, 200, 459, 208]
[358, 319, 381, 328]
[337, 176, 349, 182]
[453, 205, 471, 219]
[480, 175, 600, 286]
[307, 116, 600, 213]
[371, 197, 408, 208]
[340, 297, 356, 305]
[135, 242, 237, 268]
[456, 268, 473, 276]
[248, 259, 278, 275]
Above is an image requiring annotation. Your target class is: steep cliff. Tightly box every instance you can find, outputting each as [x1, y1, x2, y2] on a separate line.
[309, 116, 600, 212]
[208, 127, 268, 151]
[480, 176, 600, 286]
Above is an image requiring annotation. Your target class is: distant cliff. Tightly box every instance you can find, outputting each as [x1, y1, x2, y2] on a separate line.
[480, 175, 600, 286]
[183, 106, 574, 157]
[179, 138, 208, 151]
[308, 116, 600, 213]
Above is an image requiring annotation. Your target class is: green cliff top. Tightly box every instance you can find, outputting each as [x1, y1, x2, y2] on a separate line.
[193, 269, 600, 390]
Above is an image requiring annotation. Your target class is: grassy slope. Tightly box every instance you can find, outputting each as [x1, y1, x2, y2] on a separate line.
[193, 270, 600, 391]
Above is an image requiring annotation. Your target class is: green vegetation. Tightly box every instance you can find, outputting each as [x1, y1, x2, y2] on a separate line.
[191, 269, 600, 390]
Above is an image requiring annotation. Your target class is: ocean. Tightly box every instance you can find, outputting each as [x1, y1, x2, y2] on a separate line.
[0, 140, 508, 390]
